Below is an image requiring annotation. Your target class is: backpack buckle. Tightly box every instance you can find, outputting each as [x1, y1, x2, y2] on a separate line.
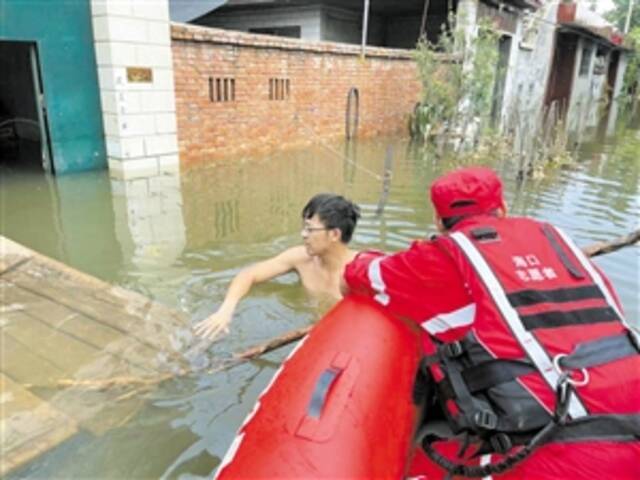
[474, 409, 498, 430]
[444, 341, 464, 358]
[489, 433, 513, 454]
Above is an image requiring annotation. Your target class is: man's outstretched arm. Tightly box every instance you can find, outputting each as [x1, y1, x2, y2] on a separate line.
[194, 247, 304, 340]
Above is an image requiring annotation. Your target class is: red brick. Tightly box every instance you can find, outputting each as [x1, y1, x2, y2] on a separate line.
[172, 24, 420, 164]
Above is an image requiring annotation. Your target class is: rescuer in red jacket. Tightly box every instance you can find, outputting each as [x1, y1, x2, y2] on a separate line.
[343, 166, 640, 480]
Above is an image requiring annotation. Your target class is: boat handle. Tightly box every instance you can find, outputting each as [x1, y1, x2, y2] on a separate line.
[307, 367, 342, 419]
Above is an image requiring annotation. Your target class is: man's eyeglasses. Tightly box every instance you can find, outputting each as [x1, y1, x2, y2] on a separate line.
[301, 225, 329, 234]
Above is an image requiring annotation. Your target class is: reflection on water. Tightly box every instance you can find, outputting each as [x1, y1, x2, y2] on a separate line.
[110, 173, 188, 304]
[1, 118, 638, 478]
[0, 170, 123, 281]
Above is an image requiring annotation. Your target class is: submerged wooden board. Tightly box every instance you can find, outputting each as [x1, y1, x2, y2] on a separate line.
[0, 235, 190, 475]
[0, 374, 78, 477]
[3, 282, 161, 374]
[0, 236, 33, 274]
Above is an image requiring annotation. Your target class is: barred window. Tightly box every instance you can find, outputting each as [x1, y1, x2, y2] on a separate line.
[269, 78, 290, 101]
[209, 77, 235, 102]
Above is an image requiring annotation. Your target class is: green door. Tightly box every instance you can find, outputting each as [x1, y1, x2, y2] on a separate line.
[0, 0, 106, 174]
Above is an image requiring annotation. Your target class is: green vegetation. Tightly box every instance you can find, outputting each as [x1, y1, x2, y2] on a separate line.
[620, 27, 640, 109]
[411, 17, 574, 178]
[411, 18, 499, 147]
[605, 1, 639, 109]
[606, 0, 639, 32]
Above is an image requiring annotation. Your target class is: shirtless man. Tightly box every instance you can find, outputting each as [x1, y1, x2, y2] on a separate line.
[194, 193, 361, 340]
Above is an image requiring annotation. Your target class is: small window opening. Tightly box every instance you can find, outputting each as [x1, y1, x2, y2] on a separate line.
[593, 47, 608, 75]
[579, 45, 593, 77]
[209, 76, 235, 102]
[269, 78, 290, 101]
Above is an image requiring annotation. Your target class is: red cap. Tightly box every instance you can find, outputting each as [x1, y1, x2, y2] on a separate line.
[430, 167, 503, 219]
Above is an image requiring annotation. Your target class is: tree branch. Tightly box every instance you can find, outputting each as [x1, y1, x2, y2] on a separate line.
[581, 229, 640, 258]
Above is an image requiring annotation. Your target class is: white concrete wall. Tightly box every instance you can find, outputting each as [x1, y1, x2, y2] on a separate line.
[506, 3, 558, 128]
[196, 5, 391, 47]
[457, 0, 479, 54]
[612, 53, 629, 100]
[567, 37, 614, 135]
[494, 8, 526, 131]
[606, 52, 629, 135]
[568, 38, 591, 132]
[198, 6, 323, 41]
[91, 0, 179, 179]
[454, 0, 479, 121]
[321, 7, 364, 45]
[507, 1, 624, 139]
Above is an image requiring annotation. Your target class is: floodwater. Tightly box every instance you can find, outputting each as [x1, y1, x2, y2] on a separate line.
[1, 117, 639, 479]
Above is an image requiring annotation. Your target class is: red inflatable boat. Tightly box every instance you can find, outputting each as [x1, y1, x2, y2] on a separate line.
[214, 295, 423, 478]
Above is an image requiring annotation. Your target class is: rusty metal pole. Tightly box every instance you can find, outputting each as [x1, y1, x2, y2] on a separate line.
[361, 0, 370, 58]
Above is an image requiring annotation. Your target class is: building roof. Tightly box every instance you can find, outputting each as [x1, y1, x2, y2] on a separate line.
[214, 0, 428, 16]
[556, 1, 625, 48]
[169, 0, 229, 22]
[190, 0, 541, 22]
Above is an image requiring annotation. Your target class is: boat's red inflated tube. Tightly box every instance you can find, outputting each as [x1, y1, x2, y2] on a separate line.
[215, 295, 422, 478]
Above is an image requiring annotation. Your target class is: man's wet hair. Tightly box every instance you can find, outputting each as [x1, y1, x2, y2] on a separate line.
[302, 193, 361, 244]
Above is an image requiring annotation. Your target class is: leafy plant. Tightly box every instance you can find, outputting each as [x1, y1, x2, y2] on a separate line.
[412, 16, 500, 148]
[619, 26, 640, 109]
[606, 0, 640, 32]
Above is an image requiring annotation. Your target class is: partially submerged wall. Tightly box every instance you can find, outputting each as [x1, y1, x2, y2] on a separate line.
[507, 3, 558, 125]
[92, 0, 179, 179]
[171, 24, 421, 165]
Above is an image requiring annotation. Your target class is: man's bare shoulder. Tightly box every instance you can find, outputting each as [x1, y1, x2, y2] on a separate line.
[278, 245, 312, 267]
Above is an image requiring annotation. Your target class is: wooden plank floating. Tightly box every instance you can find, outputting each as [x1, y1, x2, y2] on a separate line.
[0, 374, 78, 477]
[0, 237, 32, 275]
[0, 235, 189, 475]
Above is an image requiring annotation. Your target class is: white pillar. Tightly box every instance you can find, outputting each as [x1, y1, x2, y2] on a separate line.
[455, 0, 479, 123]
[606, 53, 629, 136]
[91, 0, 179, 179]
[456, 0, 478, 58]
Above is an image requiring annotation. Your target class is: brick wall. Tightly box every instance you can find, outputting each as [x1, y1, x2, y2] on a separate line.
[171, 24, 421, 166]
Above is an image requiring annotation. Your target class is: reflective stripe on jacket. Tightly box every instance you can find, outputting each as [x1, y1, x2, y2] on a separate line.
[427, 215, 640, 450]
